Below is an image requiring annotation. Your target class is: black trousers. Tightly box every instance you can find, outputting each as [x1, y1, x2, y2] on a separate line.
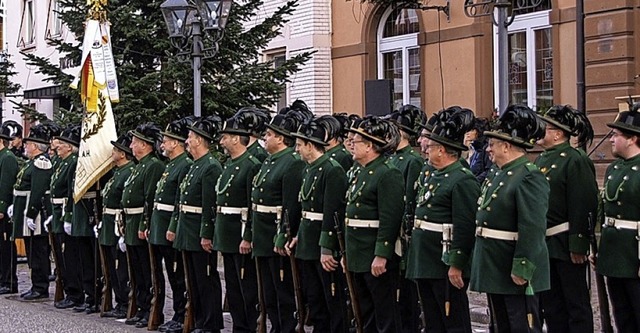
[55, 233, 83, 303]
[415, 278, 471, 333]
[352, 269, 401, 333]
[129, 243, 152, 316]
[487, 293, 542, 333]
[398, 272, 421, 333]
[23, 235, 50, 294]
[77, 236, 102, 306]
[300, 259, 348, 333]
[186, 250, 223, 331]
[222, 252, 259, 333]
[540, 258, 593, 333]
[607, 276, 640, 332]
[0, 221, 17, 290]
[257, 255, 296, 333]
[101, 244, 129, 307]
[152, 244, 186, 322]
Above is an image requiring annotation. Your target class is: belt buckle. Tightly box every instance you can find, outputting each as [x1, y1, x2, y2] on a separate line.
[606, 218, 616, 227]
[415, 220, 421, 228]
[345, 218, 350, 226]
[475, 227, 483, 237]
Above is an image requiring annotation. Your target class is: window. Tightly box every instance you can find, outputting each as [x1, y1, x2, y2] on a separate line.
[494, 6, 553, 111]
[46, 0, 63, 39]
[262, 51, 287, 112]
[377, 7, 421, 110]
[18, 0, 36, 48]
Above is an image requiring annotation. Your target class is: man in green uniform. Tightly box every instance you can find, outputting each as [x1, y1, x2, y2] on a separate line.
[99, 133, 135, 319]
[3, 120, 25, 159]
[214, 115, 261, 332]
[49, 126, 84, 309]
[252, 108, 309, 333]
[536, 105, 597, 333]
[0, 121, 19, 295]
[386, 105, 425, 333]
[595, 104, 640, 331]
[406, 107, 479, 333]
[470, 105, 549, 332]
[148, 118, 193, 332]
[325, 114, 353, 171]
[172, 116, 224, 332]
[11, 124, 53, 300]
[234, 107, 270, 162]
[344, 116, 404, 332]
[122, 123, 165, 327]
[288, 116, 349, 332]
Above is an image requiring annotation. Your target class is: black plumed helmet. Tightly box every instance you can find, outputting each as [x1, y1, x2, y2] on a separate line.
[41, 121, 62, 140]
[0, 120, 23, 140]
[539, 105, 578, 134]
[349, 116, 400, 154]
[24, 124, 52, 145]
[234, 107, 271, 137]
[332, 113, 351, 139]
[110, 132, 133, 156]
[161, 116, 196, 142]
[607, 102, 640, 136]
[573, 111, 594, 147]
[267, 109, 313, 138]
[428, 108, 476, 151]
[485, 104, 545, 149]
[56, 125, 81, 147]
[387, 104, 426, 135]
[317, 115, 342, 142]
[130, 122, 162, 145]
[420, 106, 461, 132]
[291, 117, 331, 146]
[189, 115, 222, 142]
[279, 99, 311, 115]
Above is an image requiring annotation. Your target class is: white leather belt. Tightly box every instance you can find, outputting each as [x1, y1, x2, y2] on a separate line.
[180, 204, 202, 214]
[302, 211, 323, 221]
[252, 204, 282, 214]
[415, 219, 450, 233]
[217, 206, 246, 215]
[153, 203, 175, 212]
[604, 216, 640, 230]
[345, 218, 379, 228]
[82, 191, 97, 199]
[546, 222, 569, 236]
[123, 207, 144, 215]
[13, 190, 29, 197]
[51, 198, 67, 205]
[475, 227, 518, 241]
[103, 208, 123, 215]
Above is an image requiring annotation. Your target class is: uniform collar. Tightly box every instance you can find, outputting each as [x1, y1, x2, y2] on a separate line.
[138, 153, 154, 164]
[230, 150, 250, 163]
[307, 154, 329, 169]
[194, 151, 213, 163]
[326, 144, 344, 155]
[499, 155, 529, 172]
[622, 152, 640, 164]
[362, 154, 386, 170]
[118, 161, 135, 170]
[168, 152, 188, 165]
[434, 159, 462, 175]
[396, 145, 414, 155]
[266, 146, 292, 162]
[542, 141, 571, 154]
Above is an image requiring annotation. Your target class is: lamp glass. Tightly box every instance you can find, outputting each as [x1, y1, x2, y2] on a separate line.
[160, 0, 195, 38]
[195, 0, 232, 31]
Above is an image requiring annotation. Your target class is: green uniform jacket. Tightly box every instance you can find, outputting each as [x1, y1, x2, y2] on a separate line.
[50, 154, 76, 234]
[250, 147, 305, 257]
[326, 144, 353, 172]
[470, 156, 550, 294]
[345, 155, 404, 273]
[389, 146, 423, 215]
[0, 148, 18, 234]
[406, 160, 479, 279]
[535, 142, 597, 260]
[99, 161, 134, 246]
[296, 154, 348, 260]
[70, 182, 101, 237]
[248, 141, 268, 163]
[597, 153, 640, 278]
[213, 151, 261, 253]
[149, 153, 192, 246]
[121, 154, 164, 246]
[12, 153, 52, 238]
[172, 152, 222, 251]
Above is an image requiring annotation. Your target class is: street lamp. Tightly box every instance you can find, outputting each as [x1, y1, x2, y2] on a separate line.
[464, 0, 545, 115]
[160, 0, 233, 117]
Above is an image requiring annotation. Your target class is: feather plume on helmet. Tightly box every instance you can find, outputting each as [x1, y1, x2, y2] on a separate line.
[189, 115, 223, 142]
[485, 104, 545, 149]
[234, 107, 271, 137]
[130, 122, 163, 155]
[428, 107, 476, 151]
[386, 104, 426, 136]
[349, 116, 400, 155]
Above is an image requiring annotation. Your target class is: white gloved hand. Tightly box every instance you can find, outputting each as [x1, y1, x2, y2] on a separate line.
[93, 225, 99, 238]
[64, 222, 72, 235]
[118, 237, 126, 252]
[25, 218, 36, 231]
[44, 216, 52, 233]
[7, 205, 13, 219]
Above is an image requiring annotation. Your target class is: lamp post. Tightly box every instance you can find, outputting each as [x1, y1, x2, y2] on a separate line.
[160, 0, 233, 117]
[464, 0, 545, 114]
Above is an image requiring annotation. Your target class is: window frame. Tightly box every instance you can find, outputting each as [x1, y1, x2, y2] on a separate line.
[376, 6, 421, 110]
[18, 0, 36, 49]
[493, 10, 552, 110]
[262, 49, 288, 112]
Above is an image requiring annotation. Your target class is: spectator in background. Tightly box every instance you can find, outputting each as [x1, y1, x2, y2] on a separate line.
[464, 118, 492, 183]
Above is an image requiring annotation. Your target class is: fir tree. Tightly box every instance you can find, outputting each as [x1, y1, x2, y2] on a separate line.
[19, 0, 312, 132]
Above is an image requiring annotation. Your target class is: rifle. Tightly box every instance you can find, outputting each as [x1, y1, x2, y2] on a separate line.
[255, 258, 267, 333]
[125, 244, 138, 319]
[98, 243, 113, 315]
[442, 223, 453, 317]
[147, 211, 162, 330]
[91, 197, 103, 314]
[589, 211, 613, 333]
[182, 251, 194, 333]
[47, 219, 64, 303]
[284, 210, 306, 333]
[334, 213, 363, 333]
